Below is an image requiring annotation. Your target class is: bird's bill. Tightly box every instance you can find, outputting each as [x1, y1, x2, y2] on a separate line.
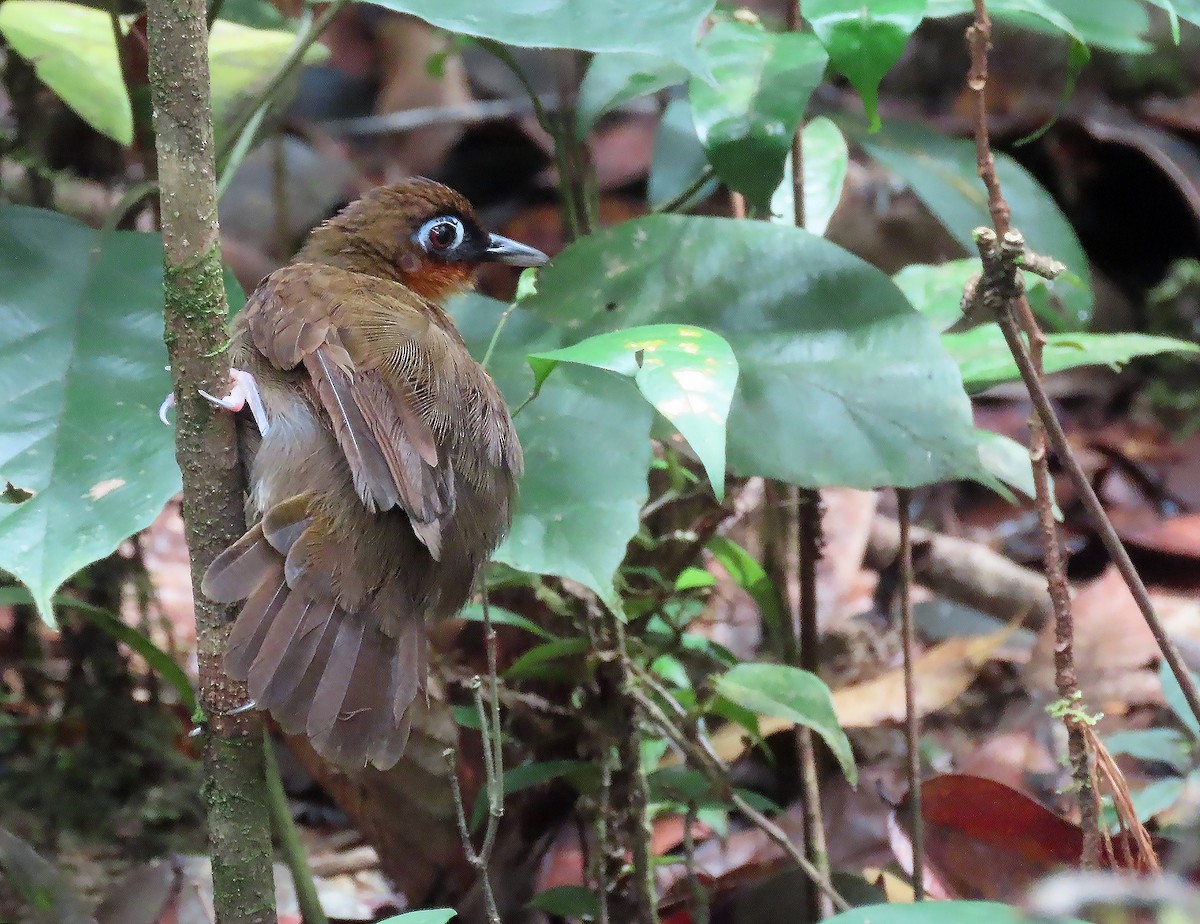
[484, 233, 549, 267]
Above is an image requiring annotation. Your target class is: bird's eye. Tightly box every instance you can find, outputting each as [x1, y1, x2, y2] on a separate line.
[417, 216, 466, 254]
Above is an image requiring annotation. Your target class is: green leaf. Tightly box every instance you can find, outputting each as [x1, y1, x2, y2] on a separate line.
[849, 117, 1093, 328]
[362, 0, 713, 71]
[452, 295, 652, 609]
[576, 53, 687, 138]
[519, 215, 986, 490]
[689, 21, 828, 210]
[0, 0, 132, 144]
[925, 0, 1084, 44]
[1008, 0, 1150, 54]
[0, 3, 327, 149]
[706, 536, 784, 650]
[457, 603, 559, 640]
[648, 99, 717, 210]
[529, 325, 738, 499]
[527, 886, 600, 920]
[215, 0, 292, 29]
[944, 327, 1200, 393]
[61, 592, 199, 720]
[716, 662, 856, 784]
[1146, 0, 1181, 43]
[896, 259, 1064, 334]
[377, 911, 457, 924]
[975, 430, 1030, 503]
[1124, 777, 1187, 824]
[1105, 728, 1190, 773]
[1159, 660, 1200, 736]
[471, 759, 597, 828]
[894, 259, 978, 332]
[503, 637, 590, 681]
[0, 207, 181, 624]
[770, 116, 849, 235]
[209, 19, 329, 144]
[24, 596, 190, 711]
[806, 0, 926, 130]
[827, 901, 1085, 924]
[924, 0, 1151, 53]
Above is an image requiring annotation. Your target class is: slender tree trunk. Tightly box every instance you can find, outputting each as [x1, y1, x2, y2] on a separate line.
[144, 2, 277, 921]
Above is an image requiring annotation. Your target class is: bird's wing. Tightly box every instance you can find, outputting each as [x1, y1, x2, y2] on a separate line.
[243, 263, 456, 558]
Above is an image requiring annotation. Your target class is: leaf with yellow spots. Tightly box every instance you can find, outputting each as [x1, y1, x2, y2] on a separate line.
[528, 325, 738, 499]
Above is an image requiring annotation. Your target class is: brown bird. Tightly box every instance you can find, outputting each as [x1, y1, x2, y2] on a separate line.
[199, 179, 547, 770]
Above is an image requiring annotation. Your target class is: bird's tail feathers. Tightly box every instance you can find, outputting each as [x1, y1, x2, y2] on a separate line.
[206, 506, 422, 771]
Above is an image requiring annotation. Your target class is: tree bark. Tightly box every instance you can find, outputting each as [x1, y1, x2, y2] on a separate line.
[144, 1, 276, 921]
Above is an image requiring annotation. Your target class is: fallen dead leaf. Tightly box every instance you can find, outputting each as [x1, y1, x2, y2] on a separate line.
[1026, 566, 1200, 711]
[832, 621, 1021, 728]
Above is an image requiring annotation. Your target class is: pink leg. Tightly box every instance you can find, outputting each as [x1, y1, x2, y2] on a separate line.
[199, 369, 271, 435]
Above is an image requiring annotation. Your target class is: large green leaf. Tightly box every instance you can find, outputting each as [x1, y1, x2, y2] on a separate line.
[0, 1, 325, 148]
[689, 21, 829, 210]
[944, 326, 1199, 393]
[450, 295, 651, 610]
[770, 116, 849, 235]
[520, 215, 985, 489]
[529, 324, 738, 498]
[806, 0, 926, 130]
[576, 53, 687, 138]
[716, 662, 856, 784]
[362, 0, 713, 71]
[827, 902, 1085, 924]
[0, 207, 181, 624]
[0, 0, 132, 144]
[849, 118, 1093, 328]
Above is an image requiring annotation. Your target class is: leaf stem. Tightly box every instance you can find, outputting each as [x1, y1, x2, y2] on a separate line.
[264, 732, 329, 924]
[650, 166, 716, 215]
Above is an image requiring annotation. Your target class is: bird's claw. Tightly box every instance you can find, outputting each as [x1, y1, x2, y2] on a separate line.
[199, 369, 271, 435]
[228, 699, 258, 716]
[158, 393, 175, 426]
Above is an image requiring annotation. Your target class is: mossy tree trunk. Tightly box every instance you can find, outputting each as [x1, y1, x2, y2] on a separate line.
[144, 1, 276, 921]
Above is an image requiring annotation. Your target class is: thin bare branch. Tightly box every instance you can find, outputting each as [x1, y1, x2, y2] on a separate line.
[896, 489, 924, 900]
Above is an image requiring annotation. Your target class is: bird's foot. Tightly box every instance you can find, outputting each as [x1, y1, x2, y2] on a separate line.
[199, 369, 270, 435]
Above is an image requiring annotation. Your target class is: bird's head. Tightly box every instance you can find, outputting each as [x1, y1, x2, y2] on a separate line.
[299, 178, 549, 303]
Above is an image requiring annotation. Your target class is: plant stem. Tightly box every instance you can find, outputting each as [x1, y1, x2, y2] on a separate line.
[784, 4, 834, 912]
[994, 303, 1200, 737]
[966, 0, 1099, 867]
[444, 590, 504, 924]
[896, 489, 924, 899]
[650, 166, 716, 215]
[215, 0, 347, 176]
[144, 0, 276, 920]
[264, 734, 329, 924]
[683, 801, 710, 924]
[630, 683, 850, 913]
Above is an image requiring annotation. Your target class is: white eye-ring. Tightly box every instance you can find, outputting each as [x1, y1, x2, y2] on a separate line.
[416, 215, 466, 254]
